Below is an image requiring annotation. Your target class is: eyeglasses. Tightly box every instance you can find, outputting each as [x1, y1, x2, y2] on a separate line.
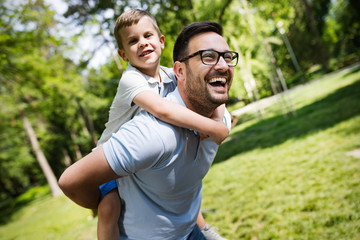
[179, 49, 239, 67]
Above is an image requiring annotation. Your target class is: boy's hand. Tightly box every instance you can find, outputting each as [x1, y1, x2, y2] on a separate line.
[205, 104, 229, 145]
[199, 132, 209, 141]
[207, 121, 229, 145]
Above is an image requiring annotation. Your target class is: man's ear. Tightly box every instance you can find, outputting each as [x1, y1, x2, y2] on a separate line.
[118, 49, 128, 61]
[173, 61, 185, 82]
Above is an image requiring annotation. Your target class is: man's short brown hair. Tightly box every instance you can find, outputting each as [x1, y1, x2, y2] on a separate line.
[173, 21, 223, 63]
[114, 9, 162, 50]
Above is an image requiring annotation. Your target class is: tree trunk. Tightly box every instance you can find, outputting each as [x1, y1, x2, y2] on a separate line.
[62, 148, 72, 167]
[21, 113, 62, 197]
[76, 98, 98, 147]
[218, 0, 233, 24]
[302, 0, 329, 70]
[70, 131, 83, 160]
[302, 0, 320, 38]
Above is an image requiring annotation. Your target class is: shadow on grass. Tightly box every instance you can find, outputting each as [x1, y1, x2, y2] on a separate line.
[215, 79, 360, 163]
[0, 185, 50, 225]
[344, 64, 360, 77]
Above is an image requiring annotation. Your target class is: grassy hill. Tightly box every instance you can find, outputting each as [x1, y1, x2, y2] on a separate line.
[0, 186, 97, 239]
[1, 65, 359, 240]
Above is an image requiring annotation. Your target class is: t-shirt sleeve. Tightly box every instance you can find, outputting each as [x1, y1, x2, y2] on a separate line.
[102, 112, 170, 176]
[224, 108, 232, 131]
[118, 70, 151, 107]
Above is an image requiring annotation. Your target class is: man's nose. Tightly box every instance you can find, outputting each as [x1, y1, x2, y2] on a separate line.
[214, 56, 229, 71]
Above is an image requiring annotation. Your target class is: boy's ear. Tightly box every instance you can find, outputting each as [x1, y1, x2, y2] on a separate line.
[118, 49, 128, 61]
[160, 35, 165, 50]
[173, 61, 185, 82]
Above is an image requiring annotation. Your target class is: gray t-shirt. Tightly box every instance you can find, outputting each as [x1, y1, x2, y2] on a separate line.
[103, 89, 231, 240]
[97, 63, 176, 146]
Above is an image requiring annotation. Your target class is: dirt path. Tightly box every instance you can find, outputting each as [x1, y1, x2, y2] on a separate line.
[231, 62, 360, 117]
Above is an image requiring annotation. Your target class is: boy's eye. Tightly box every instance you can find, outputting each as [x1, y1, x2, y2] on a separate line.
[145, 33, 152, 38]
[128, 39, 137, 44]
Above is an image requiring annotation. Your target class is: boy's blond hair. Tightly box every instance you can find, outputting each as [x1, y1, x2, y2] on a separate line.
[114, 9, 162, 50]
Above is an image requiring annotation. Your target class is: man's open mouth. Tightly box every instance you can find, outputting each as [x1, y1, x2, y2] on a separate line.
[208, 77, 227, 87]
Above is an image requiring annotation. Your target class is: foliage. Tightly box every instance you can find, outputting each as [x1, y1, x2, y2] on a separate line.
[0, 0, 95, 200]
[0, 0, 359, 201]
[0, 66, 359, 240]
[0, 0, 54, 198]
[325, 0, 360, 60]
[61, 0, 360, 99]
[85, 60, 123, 134]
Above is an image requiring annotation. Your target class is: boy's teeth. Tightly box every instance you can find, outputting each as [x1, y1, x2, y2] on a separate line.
[140, 51, 151, 56]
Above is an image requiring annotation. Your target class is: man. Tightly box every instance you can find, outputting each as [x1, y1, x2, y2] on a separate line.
[59, 21, 238, 239]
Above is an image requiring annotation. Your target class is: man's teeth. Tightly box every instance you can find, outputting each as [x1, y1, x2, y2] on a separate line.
[208, 78, 226, 84]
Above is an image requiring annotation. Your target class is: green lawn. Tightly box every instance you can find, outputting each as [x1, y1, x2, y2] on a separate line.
[1, 65, 359, 239]
[202, 65, 360, 239]
[0, 186, 97, 239]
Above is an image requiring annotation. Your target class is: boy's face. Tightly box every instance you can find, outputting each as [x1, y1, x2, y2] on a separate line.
[118, 17, 164, 76]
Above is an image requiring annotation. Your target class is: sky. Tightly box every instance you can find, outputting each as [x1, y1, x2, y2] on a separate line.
[45, 0, 114, 69]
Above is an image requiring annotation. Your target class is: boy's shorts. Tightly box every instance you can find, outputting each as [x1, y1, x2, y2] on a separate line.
[99, 180, 117, 199]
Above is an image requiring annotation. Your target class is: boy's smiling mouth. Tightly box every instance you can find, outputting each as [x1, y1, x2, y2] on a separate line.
[139, 50, 153, 57]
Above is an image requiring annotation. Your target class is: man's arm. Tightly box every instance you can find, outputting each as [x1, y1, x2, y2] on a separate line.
[58, 146, 119, 209]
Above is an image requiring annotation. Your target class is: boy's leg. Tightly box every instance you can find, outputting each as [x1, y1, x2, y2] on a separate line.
[197, 211, 228, 240]
[196, 211, 206, 229]
[97, 181, 121, 240]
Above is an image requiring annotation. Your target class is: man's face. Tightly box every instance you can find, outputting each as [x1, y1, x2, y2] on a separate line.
[182, 32, 234, 113]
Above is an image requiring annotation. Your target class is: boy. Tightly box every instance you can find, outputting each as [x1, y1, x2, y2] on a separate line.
[97, 9, 229, 240]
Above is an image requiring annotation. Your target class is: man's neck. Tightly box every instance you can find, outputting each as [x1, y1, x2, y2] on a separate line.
[179, 89, 216, 118]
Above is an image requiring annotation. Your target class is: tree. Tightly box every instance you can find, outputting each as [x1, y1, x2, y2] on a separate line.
[327, 0, 360, 61]
[0, 0, 93, 199]
[21, 114, 62, 197]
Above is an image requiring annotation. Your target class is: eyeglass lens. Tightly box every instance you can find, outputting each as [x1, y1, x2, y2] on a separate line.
[201, 50, 237, 66]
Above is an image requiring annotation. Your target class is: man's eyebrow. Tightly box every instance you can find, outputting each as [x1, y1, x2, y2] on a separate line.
[200, 48, 231, 52]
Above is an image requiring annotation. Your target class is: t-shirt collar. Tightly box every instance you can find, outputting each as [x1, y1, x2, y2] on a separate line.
[127, 63, 172, 84]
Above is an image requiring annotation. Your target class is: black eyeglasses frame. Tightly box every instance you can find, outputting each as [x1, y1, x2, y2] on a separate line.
[178, 49, 239, 67]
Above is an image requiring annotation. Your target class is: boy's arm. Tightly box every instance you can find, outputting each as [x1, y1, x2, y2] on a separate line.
[133, 91, 229, 145]
[58, 146, 119, 209]
[199, 103, 227, 141]
[212, 104, 226, 122]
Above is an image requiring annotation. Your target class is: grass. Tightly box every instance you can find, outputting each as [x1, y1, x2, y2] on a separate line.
[203, 116, 360, 239]
[202, 65, 360, 239]
[0, 186, 97, 239]
[0, 65, 359, 239]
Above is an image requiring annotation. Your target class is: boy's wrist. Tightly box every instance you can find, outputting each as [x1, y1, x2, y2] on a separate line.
[209, 121, 228, 135]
